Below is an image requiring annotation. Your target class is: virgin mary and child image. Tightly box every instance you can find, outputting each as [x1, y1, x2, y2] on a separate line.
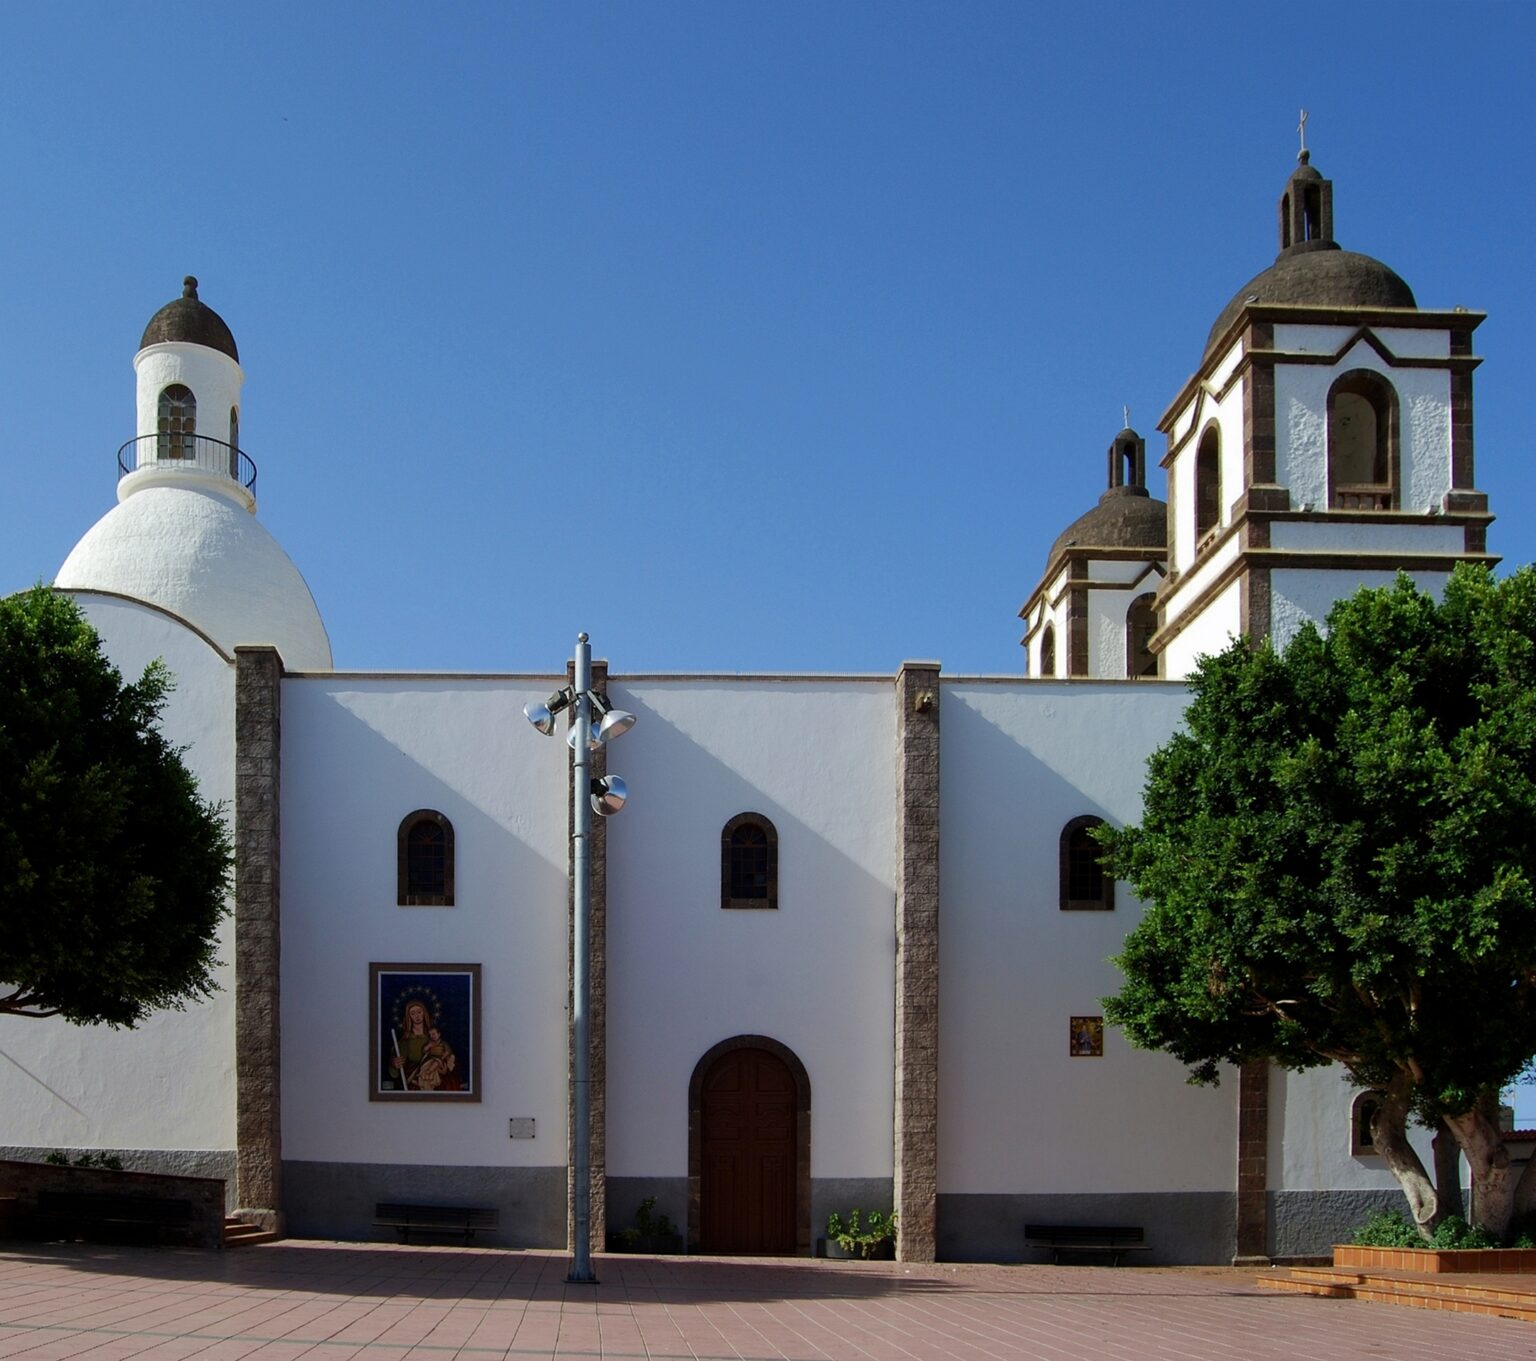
[389, 995, 463, 1092]
[372, 965, 478, 1099]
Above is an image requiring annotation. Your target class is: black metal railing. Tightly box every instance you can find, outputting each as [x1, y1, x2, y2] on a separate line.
[117, 434, 257, 490]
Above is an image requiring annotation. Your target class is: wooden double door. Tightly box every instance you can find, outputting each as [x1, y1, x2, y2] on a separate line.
[698, 1045, 797, 1254]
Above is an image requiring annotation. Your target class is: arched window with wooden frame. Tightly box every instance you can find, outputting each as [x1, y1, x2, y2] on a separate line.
[1194, 425, 1221, 546]
[398, 809, 454, 906]
[1060, 815, 1113, 911]
[1328, 370, 1400, 511]
[157, 384, 197, 460]
[1350, 1089, 1384, 1157]
[1039, 623, 1056, 678]
[1126, 593, 1158, 678]
[722, 812, 778, 910]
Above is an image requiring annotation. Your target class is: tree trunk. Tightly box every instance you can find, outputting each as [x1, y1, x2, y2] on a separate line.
[1371, 1083, 1441, 1241]
[1443, 1095, 1514, 1241]
[1432, 1126, 1465, 1221]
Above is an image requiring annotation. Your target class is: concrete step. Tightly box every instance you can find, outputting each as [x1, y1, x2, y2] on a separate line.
[223, 1217, 279, 1248]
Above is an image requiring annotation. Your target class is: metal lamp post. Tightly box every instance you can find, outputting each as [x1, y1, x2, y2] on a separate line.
[524, 633, 634, 1286]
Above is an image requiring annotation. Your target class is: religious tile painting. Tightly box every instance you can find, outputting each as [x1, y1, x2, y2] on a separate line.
[1069, 1015, 1104, 1057]
[370, 963, 481, 1102]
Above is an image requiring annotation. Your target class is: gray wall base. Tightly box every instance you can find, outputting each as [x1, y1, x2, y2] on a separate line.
[1270, 1189, 1409, 1259]
[283, 1161, 566, 1247]
[606, 1177, 686, 1240]
[0, 1146, 236, 1210]
[938, 1192, 1236, 1265]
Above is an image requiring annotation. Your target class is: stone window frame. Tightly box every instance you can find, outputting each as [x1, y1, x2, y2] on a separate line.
[1350, 1089, 1384, 1157]
[1126, 592, 1158, 678]
[721, 811, 778, 911]
[1327, 369, 1400, 511]
[1060, 814, 1113, 911]
[398, 808, 455, 907]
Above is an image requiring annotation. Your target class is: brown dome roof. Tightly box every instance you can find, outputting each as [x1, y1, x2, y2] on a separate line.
[1049, 485, 1168, 562]
[1205, 243, 1416, 357]
[140, 277, 239, 361]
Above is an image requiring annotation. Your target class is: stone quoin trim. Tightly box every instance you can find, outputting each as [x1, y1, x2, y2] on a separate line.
[687, 1035, 812, 1255]
[234, 645, 284, 1234]
[1243, 323, 1276, 486]
[893, 661, 941, 1262]
[1234, 1059, 1270, 1263]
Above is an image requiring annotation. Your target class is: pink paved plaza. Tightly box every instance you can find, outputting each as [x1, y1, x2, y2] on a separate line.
[1, 1242, 1533, 1360]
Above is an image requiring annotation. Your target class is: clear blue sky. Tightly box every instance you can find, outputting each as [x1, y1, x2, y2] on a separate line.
[2, 2, 1533, 679]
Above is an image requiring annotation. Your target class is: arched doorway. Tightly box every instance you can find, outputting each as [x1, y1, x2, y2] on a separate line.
[688, 1036, 810, 1255]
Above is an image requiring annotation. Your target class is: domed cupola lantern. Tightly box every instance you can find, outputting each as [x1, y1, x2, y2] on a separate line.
[56, 277, 332, 670]
[1019, 418, 1169, 679]
[118, 276, 255, 512]
[1152, 123, 1493, 683]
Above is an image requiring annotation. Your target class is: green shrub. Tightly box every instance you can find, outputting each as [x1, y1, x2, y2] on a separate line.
[1351, 1209, 1422, 1247]
[825, 1209, 898, 1258]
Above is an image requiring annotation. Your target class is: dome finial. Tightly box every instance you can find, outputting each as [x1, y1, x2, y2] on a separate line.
[182, 276, 199, 299]
[1297, 108, 1310, 165]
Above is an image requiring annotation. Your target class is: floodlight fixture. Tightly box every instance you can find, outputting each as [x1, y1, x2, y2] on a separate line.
[524, 686, 575, 736]
[590, 774, 628, 816]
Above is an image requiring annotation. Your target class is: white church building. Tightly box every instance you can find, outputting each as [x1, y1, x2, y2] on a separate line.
[0, 149, 1497, 1263]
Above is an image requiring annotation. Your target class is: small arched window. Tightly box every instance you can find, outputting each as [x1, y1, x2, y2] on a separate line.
[1194, 426, 1221, 544]
[157, 384, 197, 460]
[1039, 624, 1056, 678]
[1328, 371, 1399, 510]
[1350, 1089, 1384, 1156]
[1126, 593, 1158, 679]
[398, 809, 454, 906]
[722, 812, 777, 910]
[1060, 815, 1113, 911]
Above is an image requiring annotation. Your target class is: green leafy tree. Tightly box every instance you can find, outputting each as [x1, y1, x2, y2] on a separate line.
[0, 586, 231, 1026]
[1101, 565, 1536, 1242]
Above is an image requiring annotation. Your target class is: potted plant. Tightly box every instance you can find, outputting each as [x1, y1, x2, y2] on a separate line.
[819, 1209, 898, 1260]
[606, 1196, 682, 1254]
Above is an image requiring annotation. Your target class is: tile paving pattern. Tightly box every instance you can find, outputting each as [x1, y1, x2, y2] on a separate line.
[1, 1243, 1533, 1360]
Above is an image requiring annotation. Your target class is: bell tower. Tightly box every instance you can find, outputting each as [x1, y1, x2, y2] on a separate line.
[1151, 151, 1494, 680]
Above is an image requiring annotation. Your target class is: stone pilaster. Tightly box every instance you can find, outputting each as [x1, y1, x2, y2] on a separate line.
[893, 661, 941, 1262]
[566, 659, 608, 1256]
[1233, 1058, 1270, 1264]
[233, 646, 283, 1233]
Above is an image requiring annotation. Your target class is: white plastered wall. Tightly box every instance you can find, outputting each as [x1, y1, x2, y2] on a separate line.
[1273, 1065, 1433, 1192]
[938, 680, 1235, 1194]
[0, 594, 237, 1152]
[604, 679, 896, 1180]
[1270, 568, 1451, 653]
[1162, 577, 1242, 681]
[1273, 331, 1453, 515]
[1086, 560, 1161, 679]
[279, 677, 570, 1166]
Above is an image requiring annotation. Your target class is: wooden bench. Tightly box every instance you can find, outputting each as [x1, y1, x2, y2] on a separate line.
[373, 1202, 499, 1244]
[1024, 1223, 1149, 1265]
[35, 1190, 194, 1245]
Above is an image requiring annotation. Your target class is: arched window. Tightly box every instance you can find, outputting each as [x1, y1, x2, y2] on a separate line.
[722, 812, 777, 910]
[1126, 593, 1158, 679]
[398, 809, 454, 906]
[1194, 426, 1221, 544]
[1039, 624, 1056, 678]
[1060, 815, 1113, 910]
[229, 407, 240, 477]
[157, 384, 197, 460]
[1328, 371, 1399, 510]
[1350, 1089, 1384, 1156]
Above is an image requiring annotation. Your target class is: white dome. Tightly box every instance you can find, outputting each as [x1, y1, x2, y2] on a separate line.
[57, 484, 333, 671]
